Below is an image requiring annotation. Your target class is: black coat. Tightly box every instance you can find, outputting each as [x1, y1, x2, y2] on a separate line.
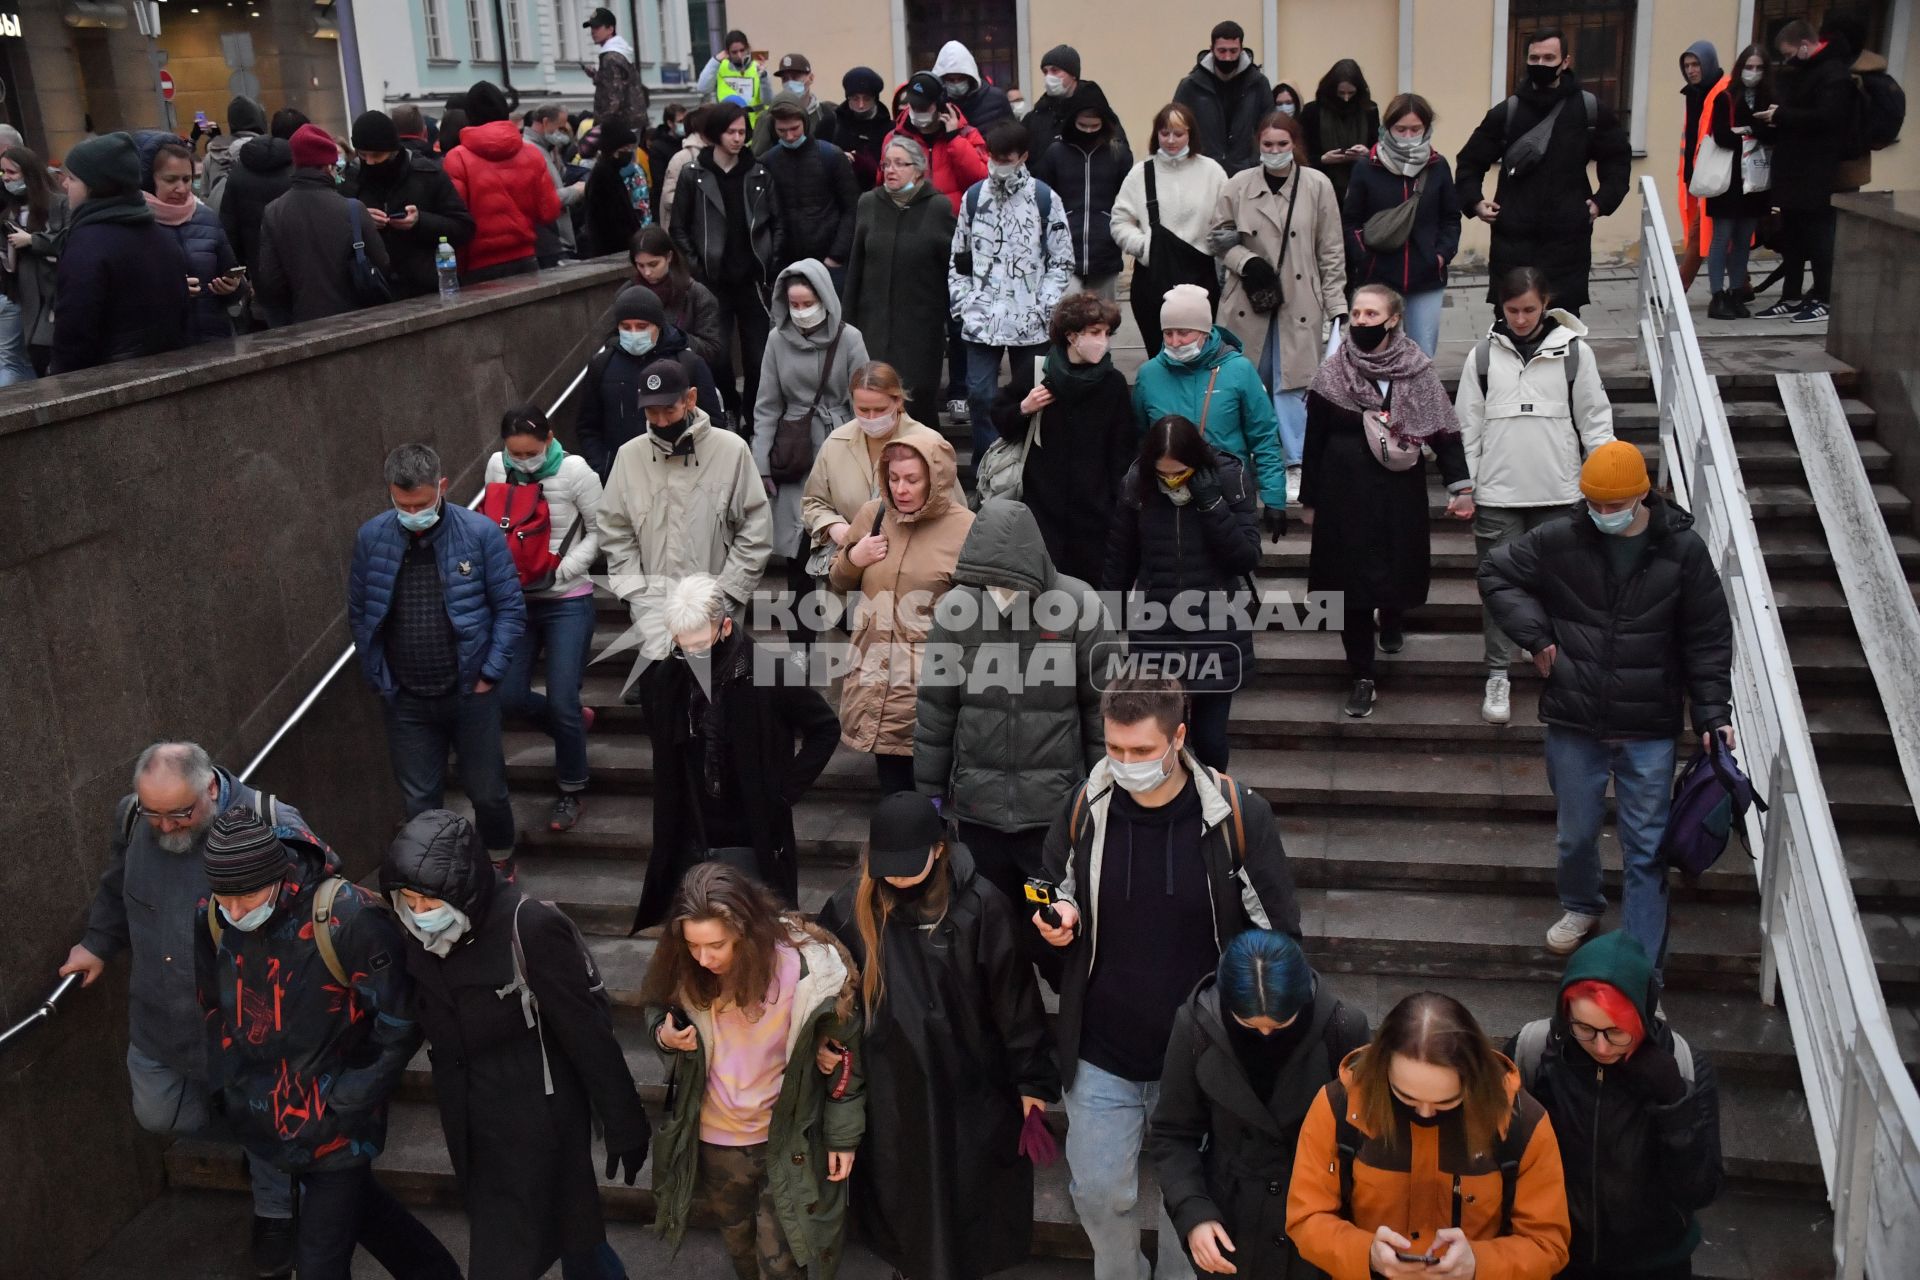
[255, 170, 393, 326]
[1024, 78, 1132, 164]
[1301, 391, 1468, 615]
[988, 356, 1134, 584]
[843, 183, 957, 426]
[669, 150, 783, 289]
[1453, 74, 1632, 309]
[761, 139, 860, 267]
[583, 157, 642, 259]
[634, 632, 841, 928]
[833, 102, 893, 191]
[1174, 52, 1276, 175]
[1300, 100, 1381, 207]
[818, 849, 1061, 1280]
[1342, 155, 1462, 296]
[50, 211, 191, 373]
[344, 153, 476, 298]
[1032, 87, 1132, 278]
[219, 135, 293, 273]
[381, 812, 650, 1280]
[1705, 86, 1776, 220]
[574, 333, 725, 478]
[1147, 978, 1371, 1280]
[1767, 43, 1859, 209]
[655, 277, 726, 371]
[1479, 492, 1734, 739]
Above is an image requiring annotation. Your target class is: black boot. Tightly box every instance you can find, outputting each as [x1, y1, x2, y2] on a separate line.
[1707, 290, 1737, 320]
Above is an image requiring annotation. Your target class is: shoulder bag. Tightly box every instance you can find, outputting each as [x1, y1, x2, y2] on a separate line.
[768, 324, 844, 483]
[1361, 165, 1431, 253]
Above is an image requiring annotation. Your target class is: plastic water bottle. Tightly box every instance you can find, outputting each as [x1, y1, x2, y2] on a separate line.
[435, 238, 459, 301]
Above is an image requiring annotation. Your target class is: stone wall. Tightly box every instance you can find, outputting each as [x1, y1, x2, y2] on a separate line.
[1831, 194, 1920, 535]
[0, 261, 626, 1280]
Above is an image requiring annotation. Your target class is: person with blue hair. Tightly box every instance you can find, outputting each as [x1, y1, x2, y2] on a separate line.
[1147, 929, 1369, 1277]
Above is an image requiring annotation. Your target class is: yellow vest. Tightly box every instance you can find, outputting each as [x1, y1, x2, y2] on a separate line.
[716, 59, 765, 125]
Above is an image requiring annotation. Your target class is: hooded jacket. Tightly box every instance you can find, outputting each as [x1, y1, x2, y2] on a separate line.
[1032, 82, 1133, 278]
[1132, 326, 1288, 510]
[913, 500, 1114, 831]
[443, 119, 563, 272]
[883, 105, 990, 204]
[754, 259, 871, 552]
[843, 183, 956, 427]
[147, 195, 240, 346]
[194, 824, 418, 1173]
[949, 163, 1074, 347]
[576, 326, 725, 479]
[1509, 931, 1723, 1275]
[1766, 39, 1860, 208]
[800, 412, 965, 552]
[591, 32, 649, 127]
[751, 95, 841, 157]
[931, 42, 1013, 130]
[218, 134, 293, 273]
[256, 169, 394, 325]
[1174, 48, 1277, 174]
[756, 94, 861, 267]
[829, 434, 974, 755]
[1026, 76, 1132, 163]
[524, 125, 582, 257]
[1479, 492, 1734, 738]
[598, 406, 774, 660]
[344, 150, 477, 298]
[1455, 311, 1615, 508]
[669, 145, 783, 289]
[50, 207, 191, 372]
[199, 95, 267, 209]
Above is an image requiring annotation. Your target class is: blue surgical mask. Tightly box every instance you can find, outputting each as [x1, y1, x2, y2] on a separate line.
[3, 179, 25, 198]
[779, 134, 807, 149]
[618, 328, 656, 356]
[784, 79, 808, 96]
[410, 903, 460, 933]
[1589, 502, 1639, 535]
[395, 503, 441, 533]
[222, 893, 277, 933]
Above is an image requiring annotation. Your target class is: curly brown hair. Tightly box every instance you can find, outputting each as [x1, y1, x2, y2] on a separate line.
[1049, 291, 1123, 345]
[638, 862, 791, 1014]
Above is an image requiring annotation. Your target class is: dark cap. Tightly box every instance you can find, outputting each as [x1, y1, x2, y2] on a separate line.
[1041, 44, 1082, 78]
[905, 71, 945, 108]
[203, 806, 288, 896]
[351, 109, 401, 153]
[777, 52, 811, 77]
[634, 360, 691, 407]
[867, 791, 944, 878]
[583, 6, 616, 28]
[613, 282, 666, 327]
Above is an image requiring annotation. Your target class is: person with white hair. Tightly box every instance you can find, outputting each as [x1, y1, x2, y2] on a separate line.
[630, 573, 840, 930]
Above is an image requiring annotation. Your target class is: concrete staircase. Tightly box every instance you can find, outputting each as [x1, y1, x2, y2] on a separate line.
[159, 361, 1920, 1280]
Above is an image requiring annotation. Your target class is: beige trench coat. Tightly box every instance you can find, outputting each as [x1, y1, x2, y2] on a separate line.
[1212, 163, 1348, 392]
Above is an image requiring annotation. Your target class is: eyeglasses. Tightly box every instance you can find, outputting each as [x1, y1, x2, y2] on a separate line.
[136, 799, 201, 823]
[1567, 1020, 1635, 1048]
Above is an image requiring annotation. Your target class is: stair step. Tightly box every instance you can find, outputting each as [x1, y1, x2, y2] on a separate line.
[1251, 527, 1920, 577]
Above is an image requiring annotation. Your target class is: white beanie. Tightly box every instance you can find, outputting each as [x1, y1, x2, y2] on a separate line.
[1159, 283, 1214, 333]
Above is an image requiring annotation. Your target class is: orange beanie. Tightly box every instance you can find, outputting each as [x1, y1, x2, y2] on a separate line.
[1579, 441, 1651, 502]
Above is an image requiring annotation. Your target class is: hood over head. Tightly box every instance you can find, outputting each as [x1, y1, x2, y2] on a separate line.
[228, 95, 268, 136]
[877, 433, 958, 523]
[1062, 82, 1120, 140]
[380, 809, 498, 920]
[765, 87, 814, 137]
[466, 79, 512, 125]
[1681, 40, 1723, 88]
[238, 134, 293, 175]
[932, 41, 983, 94]
[953, 498, 1057, 594]
[131, 129, 180, 192]
[770, 258, 844, 344]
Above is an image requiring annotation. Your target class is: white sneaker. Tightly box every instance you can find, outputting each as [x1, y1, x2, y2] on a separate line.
[1546, 910, 1602, 955]
[1481, 672, 1512, 725]
[944, 397, 971, 424]
[1286, 465, 1303, 504]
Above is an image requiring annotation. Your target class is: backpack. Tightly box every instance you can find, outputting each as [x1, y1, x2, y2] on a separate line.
[1326, 1078, 1535, 1237]
[1857, 68, 1906, 150]
[480, 463, 580, 591]
[1068, 767, 1247, 867]
[963, 178, 1057, 269]
[496, 895, 611, 1096]
[1657, 737, 1769, 881]
[194, 791, 357, 987]
[1474, 334, 1588, 457]
[1512, 1017, 1695, 1093]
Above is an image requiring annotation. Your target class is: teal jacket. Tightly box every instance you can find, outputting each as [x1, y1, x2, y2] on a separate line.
[1132, 326, 1287, 509]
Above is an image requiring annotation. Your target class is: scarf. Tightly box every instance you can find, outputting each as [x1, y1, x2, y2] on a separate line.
[1309, 326, 1459, 443]
[1376, 131, 1431, 178]
[508, 437, 566, 482]
[64, 192, 154, 243]
[1043, 339, 1113, 395]
[144, 191, 198, 226]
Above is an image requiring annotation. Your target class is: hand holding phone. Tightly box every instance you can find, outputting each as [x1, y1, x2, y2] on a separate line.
[1023, 878, 1063, 928]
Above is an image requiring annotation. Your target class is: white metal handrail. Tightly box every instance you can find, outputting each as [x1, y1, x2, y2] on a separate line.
[1635, 174, 1920, 1279]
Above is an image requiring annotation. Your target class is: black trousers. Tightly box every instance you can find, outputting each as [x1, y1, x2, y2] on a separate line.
[957, 820, 1064, 990]
[1186, 691, 1234, 771]
[1341, 607, 1403, 679]
[874, 752, 916, 793]
[712, 275, 772, 419]
[1782, 203, 1837, 302]
[295, 1163, 462, 1280]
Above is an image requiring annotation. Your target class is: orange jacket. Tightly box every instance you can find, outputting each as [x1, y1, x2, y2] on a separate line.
[1678, 73, 1731, 241]
[1287, 1050, 1571, 1280]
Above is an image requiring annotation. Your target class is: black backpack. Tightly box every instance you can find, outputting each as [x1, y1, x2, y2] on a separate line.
[1325, 1079, 1537, 1237]
[1858, 68, 1907, 150]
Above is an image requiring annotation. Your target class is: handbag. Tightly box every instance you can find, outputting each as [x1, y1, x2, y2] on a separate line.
[1689, 133, 1735, 198]
[1360, 166, 1430, 253]
[971, 357, 1047, 511]
[345, 200, 393, 307]
[767, 324, 843, 483]
[1362, 383, 1422, 472]
[1741, 135, 1773, 193]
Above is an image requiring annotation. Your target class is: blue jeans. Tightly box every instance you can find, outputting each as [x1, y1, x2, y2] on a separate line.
[1402, 286, 1444, 357]
[383, 688, 517, 856]
[1708, 216, 1759, 296]
[126, 1043, 295, 1219]
[500, 593, 596, 792]
[1545, 726, 1678, 967]
[0, 294, 36, 386]
[966, 339, 1049, 462]
[1258, 322, 1309, 466]
[561, 1241, 629, 1279]
[1065, 1060, 1195, 1280]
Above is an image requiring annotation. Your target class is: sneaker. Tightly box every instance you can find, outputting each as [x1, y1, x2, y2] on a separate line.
[549, 792, 582, 833]
[1481, 672, 1512, 725]
[251, 1214, 296, 1278]
[1790, 300, 1830, 324]
[1286, 464, 1303, 504]
[1755, 299, 1802, 319]
[1376, 613, 1404, 654]
[581, 706, 596, 734]
[1546, 910, 1602, 955]
[622, 681, 645, 707]
[1343, 678, 1376, 719]
[944, 397, 971, 424]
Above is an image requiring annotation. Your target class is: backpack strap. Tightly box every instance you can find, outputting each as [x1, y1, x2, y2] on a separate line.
[964, 179, 983, 223]
[206, 896, 223, 951]
[311, 877, 350, 987]
[1513, 1017, 1552, 1091]
[1492, 1104, 1534, 1236]
[1671, 1031, 1696, 1086]
[1144, 158, 1161, 231]
[1211, 769, 1246, 870]
[117, 794, 140, 849]
[1034, 180, 1055, 268]
[1067, 782, 1090, 847]
[1474, 336, 1492, 390]
[499, 896, 556, 1096]
[1327, 1080, 1363, 1220]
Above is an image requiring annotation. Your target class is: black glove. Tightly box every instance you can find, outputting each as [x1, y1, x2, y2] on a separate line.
[1240, 256, 1281, 315]
[1615, 1039, 1688, 1105]
[1262, 507, 1288, 542]
[605, 1143, 648, 1186]
[1187, 467, 1224, 511]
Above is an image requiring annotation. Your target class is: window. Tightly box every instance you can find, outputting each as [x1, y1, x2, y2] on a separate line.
[1507, 0, 1637, 134]
[1754, 0, 1892, 54]
[905, 0, 1019, 96]
[505, 0, 532, 61]
[423, 0, 450, 60]
[467, 0, 493, 63]
[553, 0, 581, 63]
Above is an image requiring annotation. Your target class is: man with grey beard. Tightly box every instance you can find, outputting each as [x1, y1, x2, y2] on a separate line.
[59, 741, 309, 1278]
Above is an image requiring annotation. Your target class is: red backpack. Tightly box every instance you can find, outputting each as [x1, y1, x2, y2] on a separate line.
[480, 466, 574, 590]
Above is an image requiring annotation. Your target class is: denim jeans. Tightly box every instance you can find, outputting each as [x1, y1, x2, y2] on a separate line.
[383, 688, 517, 856]
[294, 1162, 462, 1280]
[1474, 505, 1576, 669]
[1545, 726, 1678, 968]
[561, 1241, 630, 1279]
[500, 593, 596, 792]
[0, 294, 37, 387]
[1402, 286, 1445, 358]
[1258, 321, 1308, 465]
[1708, 216, 1759, 296]
[126, 1043, 295, 1218]
[966, 339, 1050, 461]
[1065, 1059, 1195, 1280]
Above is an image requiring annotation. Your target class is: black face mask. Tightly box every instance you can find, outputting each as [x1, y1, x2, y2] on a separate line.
[1349, 320, 1390, 352]
[651, 415, 690, 442]
[362, 153, 408, 183]
[1526, 62, 1562, 90]
[887, 873, 935, 904]
[1391, 1095, 1449, 1128]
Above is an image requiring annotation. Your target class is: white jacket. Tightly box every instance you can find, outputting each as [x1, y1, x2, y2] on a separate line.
[1456, 310, 1616, 508]
[1111, 150, 1228, 264]
[482, 449, 604, 598]
[597, 409, 773, 659]
[948, 167, 1073, 347]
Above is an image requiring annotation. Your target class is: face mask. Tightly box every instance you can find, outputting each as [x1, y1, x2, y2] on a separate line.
[1159, 145, 1190, 161]
[779, 134, 807, 150]
[1276, 102, 1297, 116]
[3, 179, 24, 197]
[395, 503, 441, 533]
[1077, 119, 1104, 135]
[1109, 744, 1176, 793]
[222, 893, 277, 933]
[1260, 150, 1294, 171]
[1526, 62, 1561, 90]
[857, 410, 897, 437]
[942, 78, 972, 98]
[1164, 338, 1203, 363]
[508, 451, 547, 475]
[1589, 501, 1639, 535]
[618, 328, 656, 356]
[1043, 73, 1069, 97]
[790, 302, 825, 330]
[909, 108, 936, 130]
[1391, 1095, 1448, 1128]
[1742, 69, 1764, 87]
[989, 159, 1021, 181]
[1073, 332, 1109, 363]
[651, 415, 691, 444]
[1011, 99, 1032, 120]
[896, 180, 917, 194]
[410, 903, 460, 933]
[1348, 320, 1390, 352]
[987, 585, 1020, 611]
[784, 79, 808, 96]
[674, 122, 686, 137]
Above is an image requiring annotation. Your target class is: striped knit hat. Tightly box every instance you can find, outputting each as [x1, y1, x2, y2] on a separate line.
[202, 805, 287, 894]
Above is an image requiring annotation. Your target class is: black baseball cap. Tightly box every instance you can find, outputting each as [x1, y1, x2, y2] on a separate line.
[634, 360, 691, 407]
[867, 791, 944, 878]
[583, 7, 616, 28]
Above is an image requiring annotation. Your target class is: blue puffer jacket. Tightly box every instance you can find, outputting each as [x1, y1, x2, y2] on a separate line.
[348, 503, 527, 700]
[161, 201, 242, 345]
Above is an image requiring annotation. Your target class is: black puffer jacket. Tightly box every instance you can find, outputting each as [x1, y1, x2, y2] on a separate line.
[1032, 83, 1132, 278]
[219, 134, 293, 272]
[1342, 153, 1462, 296]
[1480, 492, 1733, 738]
[381, 810, 651, 1280]
[669, 149, 783, 289]
[761, 138, 859, 268]
[1173, 50, 1276, 174]
[574, 330, 725, 478]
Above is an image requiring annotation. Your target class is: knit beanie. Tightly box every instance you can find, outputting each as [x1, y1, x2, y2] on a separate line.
[1159, 283, 1214, 334]
[1579, 440, 1651, 502]
[842, 66, 885, 99]
[1041, 45, 1082, 79]
[288, 123, 338, 169]
[203, 806, 288, 895]
[351, 110, 401, 153]
[64, 132, 142, 197]
[613, 283, 666, 327]
[228, 95, 269, 136]
[597, 116, 637, 153]
[467, 79, 511, 125]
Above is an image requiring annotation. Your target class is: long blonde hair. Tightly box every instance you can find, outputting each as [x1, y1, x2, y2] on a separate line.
[852, 842, 953, 1022]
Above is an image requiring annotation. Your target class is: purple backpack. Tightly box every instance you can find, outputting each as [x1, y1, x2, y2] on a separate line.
[1661, 737, 1769, 882]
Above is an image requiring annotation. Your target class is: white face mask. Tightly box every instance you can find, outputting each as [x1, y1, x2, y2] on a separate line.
[987, 585, 1020, 611]
[1165, 338, 1204, 363]
[857, 410, 897, 437]
[508, 451, 547, 475]
[989, 159, 1022, 181]
[1072, 332, 1109, 363]
[1260, 150, 1294, 171]
[1043, 73, 1069, 97]
[790, 302, 825, 330]
[1159, 145, 1190, 161]
[909, 108, 936, 130]
[1109, 743, 1177, 793]
[1276, 102, 1297, 116]
[1741, 69, 1764, 87]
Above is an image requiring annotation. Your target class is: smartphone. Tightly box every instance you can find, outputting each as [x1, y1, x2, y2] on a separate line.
[1024, 878, 1063, 927]
[665, 1004, 690, 1031]
[1393, 1251, 1438, 1266]
[225, 265, 247, 279]
[195, 110, 208, 127]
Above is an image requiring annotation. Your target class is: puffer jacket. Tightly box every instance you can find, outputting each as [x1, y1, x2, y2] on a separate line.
[883, 109, 989, 204]
[1288, 1051, 1572, 1280]
[1342, 152, 1462, 297]
[194, 826, 419, 1173]
[647, 921, 865, 1280]
[200, 95, 267, 208]
[219, 134, 292, 272]
[348, 502, 529, 700]
[574, 328, 725, 478]
[829, 434, 974, 755]
[801, 414, 966, 552]
[1510, 931, 1723, 1277]
[597, 407, 774, 659]
[1133, 327, 1288, 510]
[443, 120, 563, 272]
[154, 199, 240, 345]
[1479, 492, 1734, 739]
[1455, 311, 1615, 509]
[669, 147, 783, 288]
[949, 165, 1074, 347]
[913, 500, 1113, 831]
[1032, 83, 1132, 278]
[758, 108, 859, 268]
[481, 447, 603, 599]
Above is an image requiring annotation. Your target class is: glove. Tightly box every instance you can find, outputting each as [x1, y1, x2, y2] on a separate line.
[1017, 1105, 1060, 1168]
[605, 1143, 648, 1186]
[1262, 507, 1288, 542]
[1205, 223, 1243, 255]
[1240, 256, 1281, 315]
[1187, 467, 1224, 511]
[1615, 1039, 1688, 1105]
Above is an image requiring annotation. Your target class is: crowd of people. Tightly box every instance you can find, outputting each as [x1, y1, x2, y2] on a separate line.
[42, 9, 1859, 1280]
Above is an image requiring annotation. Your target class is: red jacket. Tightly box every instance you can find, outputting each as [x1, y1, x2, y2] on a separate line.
[883, 108, 989, 205]
[442, 120, 562, 272]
